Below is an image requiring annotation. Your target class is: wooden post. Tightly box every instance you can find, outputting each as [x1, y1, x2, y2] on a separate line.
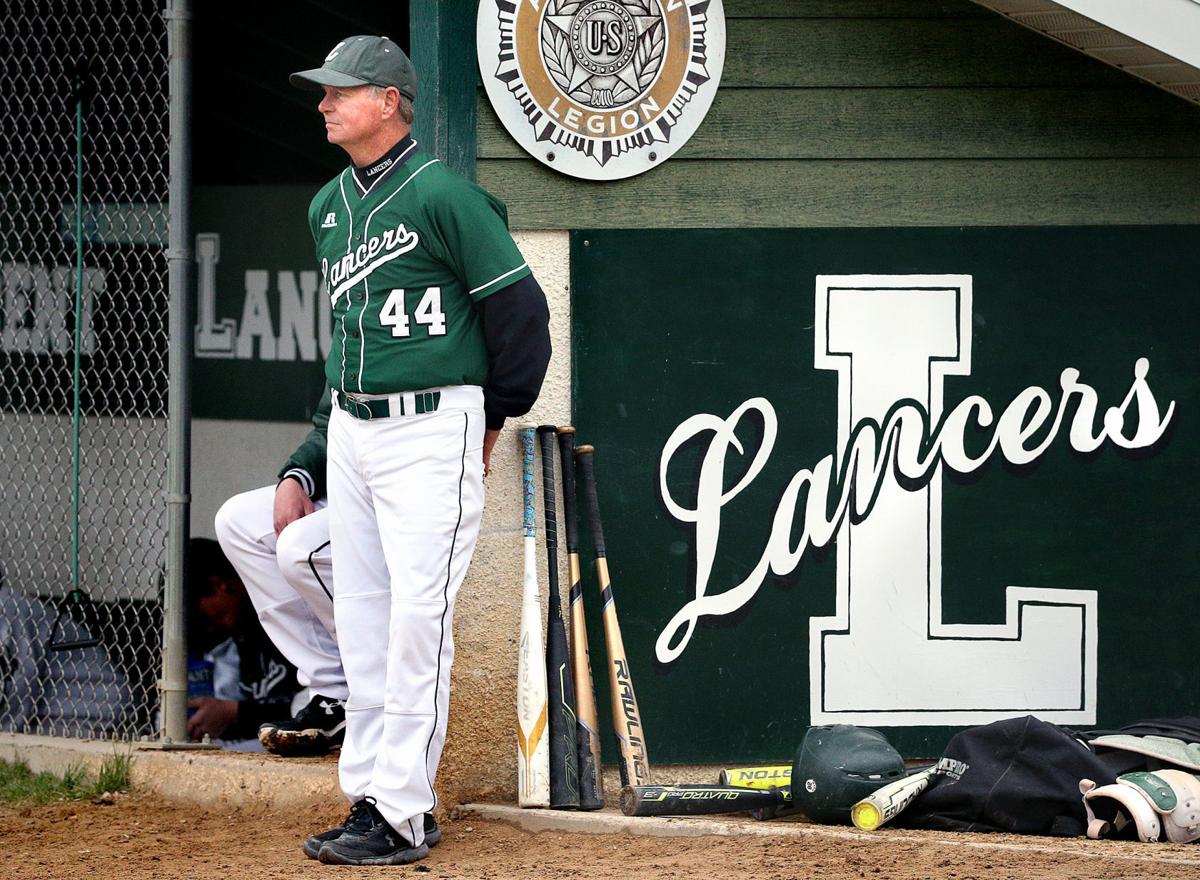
[410, 0, 478, 181]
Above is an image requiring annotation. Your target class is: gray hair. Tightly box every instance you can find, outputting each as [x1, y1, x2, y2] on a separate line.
[368, 85, 415, 125]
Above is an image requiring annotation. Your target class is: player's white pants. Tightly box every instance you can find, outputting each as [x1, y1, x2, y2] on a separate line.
[327, 393, 484, 846]
[214, 486, 348, 701]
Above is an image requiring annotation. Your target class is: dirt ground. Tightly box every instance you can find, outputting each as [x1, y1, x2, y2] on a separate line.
[2, 793, 1198, 880]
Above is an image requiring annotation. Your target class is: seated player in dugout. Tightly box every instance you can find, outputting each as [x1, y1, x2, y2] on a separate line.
[186, 537, 301, 744]
[216, 386, 349, 758]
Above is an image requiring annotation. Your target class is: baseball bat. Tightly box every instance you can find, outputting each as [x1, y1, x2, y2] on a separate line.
[718, 765, 792, 789]
[575, 444, 651, 788]
[557, 426, 604, 810]
[621, 784, 787, 817]
[539, 425, 580, 809]
[850, 768, 934, 831]
[516, 426, 550, 808]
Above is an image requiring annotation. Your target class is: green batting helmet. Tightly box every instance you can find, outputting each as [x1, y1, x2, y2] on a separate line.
[792, 725, 906, 824]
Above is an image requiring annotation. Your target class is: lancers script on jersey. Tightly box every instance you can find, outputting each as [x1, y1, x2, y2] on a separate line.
[309, 138, 530, 397]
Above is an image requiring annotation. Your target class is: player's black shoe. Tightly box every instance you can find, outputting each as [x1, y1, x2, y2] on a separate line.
[258, 694, 345, 757]
[303, 798, 441, 860]
[317, 800, 440, 866]
[303, 798, 374, 860]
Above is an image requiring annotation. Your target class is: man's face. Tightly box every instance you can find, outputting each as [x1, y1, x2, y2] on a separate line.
[318, 84, 385, 150]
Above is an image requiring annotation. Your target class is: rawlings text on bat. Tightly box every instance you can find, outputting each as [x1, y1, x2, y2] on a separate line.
[576, 444, 651, 787]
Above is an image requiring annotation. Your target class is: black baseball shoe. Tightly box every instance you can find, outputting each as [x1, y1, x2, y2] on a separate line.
[258, 694, 345, 757]
[317, 800, 440, 866]
[303, 798, 374, 860]
[303, 798, 442, 861]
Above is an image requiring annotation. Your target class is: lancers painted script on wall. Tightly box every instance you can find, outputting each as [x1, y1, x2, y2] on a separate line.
[656, 276, 1175, 727]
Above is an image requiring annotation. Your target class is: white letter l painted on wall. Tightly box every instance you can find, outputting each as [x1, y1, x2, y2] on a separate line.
[809, 276, 1097, 726]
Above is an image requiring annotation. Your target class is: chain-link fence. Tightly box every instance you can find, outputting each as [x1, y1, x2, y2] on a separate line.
[0, 2, 170, 740]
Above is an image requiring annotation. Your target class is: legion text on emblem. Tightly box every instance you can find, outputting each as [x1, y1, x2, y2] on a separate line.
[477, 0, 726, 181]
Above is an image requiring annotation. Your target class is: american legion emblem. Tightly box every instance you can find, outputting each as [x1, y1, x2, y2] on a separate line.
[477, 0, 726, 181]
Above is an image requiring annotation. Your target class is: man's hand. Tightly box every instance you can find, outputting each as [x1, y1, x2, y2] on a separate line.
[187, 697, 239, 741]
[274, 478, 315, 535]
[483, 428, 501, 478]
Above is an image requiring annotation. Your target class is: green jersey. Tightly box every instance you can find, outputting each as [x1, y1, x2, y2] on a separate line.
[309, 142, 531, 395]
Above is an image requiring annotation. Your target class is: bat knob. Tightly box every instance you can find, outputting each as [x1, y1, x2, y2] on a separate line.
[618, 785, 638, 817]
[851, 800, 884, 831]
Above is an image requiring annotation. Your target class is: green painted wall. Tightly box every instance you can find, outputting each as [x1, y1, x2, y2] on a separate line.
[476, 0, 1200, 227]
[571, 225, 1199, 763]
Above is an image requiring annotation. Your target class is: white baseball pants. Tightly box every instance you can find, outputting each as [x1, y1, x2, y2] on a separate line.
[327, 390, 484, 846]
[214, 486, 348, 701]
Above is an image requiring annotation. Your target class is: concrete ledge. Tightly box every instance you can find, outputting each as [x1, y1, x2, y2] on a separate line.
[460, 803, 1200, 868]
[1, 733, 340, 809]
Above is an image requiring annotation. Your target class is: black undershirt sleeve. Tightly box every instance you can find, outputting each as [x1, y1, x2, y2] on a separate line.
[478, 273, 552, 430]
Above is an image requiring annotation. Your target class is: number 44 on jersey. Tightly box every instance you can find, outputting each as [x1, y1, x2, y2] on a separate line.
[379, 287, 447, 338]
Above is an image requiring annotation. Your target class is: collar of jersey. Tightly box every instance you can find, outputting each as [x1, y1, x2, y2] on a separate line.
[349, 136, 421, 198]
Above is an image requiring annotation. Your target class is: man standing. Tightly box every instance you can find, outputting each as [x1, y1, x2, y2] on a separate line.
[289, 36, 551, 866]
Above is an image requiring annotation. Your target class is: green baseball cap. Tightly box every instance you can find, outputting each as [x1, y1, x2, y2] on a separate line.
[290, 35, 417, 101]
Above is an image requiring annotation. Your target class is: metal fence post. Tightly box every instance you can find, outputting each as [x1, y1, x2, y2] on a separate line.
[162, 0, 193, 745]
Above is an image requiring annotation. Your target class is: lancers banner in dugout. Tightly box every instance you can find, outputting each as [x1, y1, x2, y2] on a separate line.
[191, 186, 330, 422]
[570, 226, 1198, 764]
